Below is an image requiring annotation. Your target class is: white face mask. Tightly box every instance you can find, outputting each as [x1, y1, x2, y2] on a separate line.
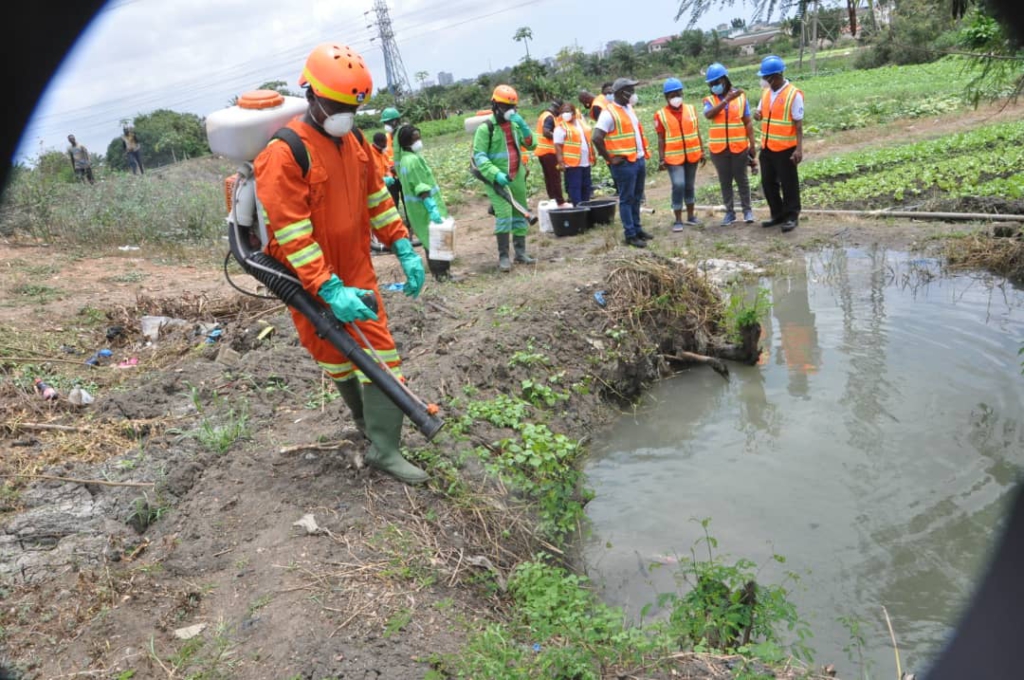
[561, 111, 573, 122]
[668, 96, 683, 108]
[503, 107, 517, 121]
[317, 99, 354, 137]
[760, 78, 771, 90]
[410, 140, 424, 153]
[628, 93, 639, 106]
[384, 124, 394, 134]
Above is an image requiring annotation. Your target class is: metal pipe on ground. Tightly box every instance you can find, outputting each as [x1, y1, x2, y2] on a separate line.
[694, 206, 1024, 223]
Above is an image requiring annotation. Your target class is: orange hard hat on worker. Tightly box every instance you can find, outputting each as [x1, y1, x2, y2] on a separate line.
[299, 43, 373, 105]
[491, 84, 519, 105]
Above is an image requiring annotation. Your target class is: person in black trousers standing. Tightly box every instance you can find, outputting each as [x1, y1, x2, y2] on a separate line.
[753, 55, 803, 233]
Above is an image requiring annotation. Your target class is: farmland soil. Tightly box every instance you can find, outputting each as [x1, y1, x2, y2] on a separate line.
[0, 107, 1017, 679]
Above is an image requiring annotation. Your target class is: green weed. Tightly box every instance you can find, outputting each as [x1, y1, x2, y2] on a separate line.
[725, 286, 771, 344]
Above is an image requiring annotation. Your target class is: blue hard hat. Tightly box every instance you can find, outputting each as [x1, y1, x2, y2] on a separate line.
[757, 55, 786, 77]
[705, 63, 728, 83]
[663, 77, 684, 95]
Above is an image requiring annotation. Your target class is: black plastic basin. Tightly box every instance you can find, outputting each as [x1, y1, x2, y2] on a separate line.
[549, 207, 590, 237]
[578, 198, 617, 227]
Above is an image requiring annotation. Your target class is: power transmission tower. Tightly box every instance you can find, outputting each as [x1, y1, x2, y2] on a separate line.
[366, 0, 411, 100]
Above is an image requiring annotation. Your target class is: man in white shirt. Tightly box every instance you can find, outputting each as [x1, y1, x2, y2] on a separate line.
[592, 77, 652, 248]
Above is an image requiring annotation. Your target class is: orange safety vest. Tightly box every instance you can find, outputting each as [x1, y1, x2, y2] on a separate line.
[384, 130, 395, 171]
[370, 144, 390, 180]
[703, 93, 750, 154]
[654, 104, 702, 165]
[603, 103, 649, 163]
[534, 110, 556, 157]
[591, 94, 609, 120]
[759, 83, 801, 151]
[557, 118, 594, 168]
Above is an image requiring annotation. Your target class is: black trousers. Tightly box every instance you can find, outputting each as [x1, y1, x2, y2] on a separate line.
[759, 147, 801, 222]
[538, 153, 566, 204]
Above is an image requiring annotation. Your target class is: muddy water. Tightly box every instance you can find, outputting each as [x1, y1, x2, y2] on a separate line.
[584, 246, 1024, 676]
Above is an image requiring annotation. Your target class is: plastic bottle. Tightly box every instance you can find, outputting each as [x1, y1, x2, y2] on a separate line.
[34, 378, 58, 400]
[428, 217, 456, 261]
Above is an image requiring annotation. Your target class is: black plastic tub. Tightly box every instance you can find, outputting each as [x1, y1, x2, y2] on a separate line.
[578, 198, 617, 227]
[549, 207, 590, 237]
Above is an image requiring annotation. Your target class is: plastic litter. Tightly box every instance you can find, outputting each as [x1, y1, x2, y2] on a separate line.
[117, 357, 139, 368]
[68, 386, 95, 406]
[85, 349, 113, 366]
[34, 378, 58, 400]
[206, 328, 224, 344]
[383, 282, 405, 292]
[593, 290, 607, 307]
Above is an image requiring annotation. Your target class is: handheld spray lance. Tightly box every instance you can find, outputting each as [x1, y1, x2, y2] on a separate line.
[469, 156, 538, 225]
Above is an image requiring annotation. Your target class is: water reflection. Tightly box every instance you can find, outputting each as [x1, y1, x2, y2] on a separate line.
[584, 248, 1024, 675]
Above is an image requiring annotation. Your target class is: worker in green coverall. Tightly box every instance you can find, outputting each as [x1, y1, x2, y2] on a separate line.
[472, 84, 536, 272]
[395, 124, 452, 282]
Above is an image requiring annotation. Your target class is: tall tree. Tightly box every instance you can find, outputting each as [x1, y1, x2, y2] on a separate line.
[514, 26, 534, 58]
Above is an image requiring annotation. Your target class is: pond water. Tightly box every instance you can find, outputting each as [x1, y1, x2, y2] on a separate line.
[583, 246, 1024, 676]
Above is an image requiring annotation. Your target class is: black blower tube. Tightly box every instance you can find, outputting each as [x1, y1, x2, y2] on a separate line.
[229, 227, 444, 440]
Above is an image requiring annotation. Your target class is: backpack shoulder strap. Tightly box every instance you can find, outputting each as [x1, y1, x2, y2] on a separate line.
[270, 127, 309, 178]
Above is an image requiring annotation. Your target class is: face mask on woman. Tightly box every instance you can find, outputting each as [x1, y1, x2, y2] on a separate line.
[561, 111, 573, 122]
[668, 96, 683, 108]
[410, 140, 424, 153]
[711, 83, 725, 96]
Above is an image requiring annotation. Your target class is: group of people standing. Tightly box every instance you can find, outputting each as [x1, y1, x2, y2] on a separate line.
[65, 126, 144, 185]
[523, 54, 805, 248]
[237, 43, 809, 487]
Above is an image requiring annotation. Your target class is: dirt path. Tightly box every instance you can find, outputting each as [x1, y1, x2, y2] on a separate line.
[0, 107, 1017, 679]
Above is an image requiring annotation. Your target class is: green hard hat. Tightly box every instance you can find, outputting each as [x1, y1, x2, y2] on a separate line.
[381, 107, 401, 123]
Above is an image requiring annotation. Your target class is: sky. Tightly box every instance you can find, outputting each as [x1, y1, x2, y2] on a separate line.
[17, 0, 750, 163]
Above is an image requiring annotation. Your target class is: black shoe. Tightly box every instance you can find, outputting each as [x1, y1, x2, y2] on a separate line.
[761, 218, 781, 229]
[625, 236, 648, 248]
[409, 235, 423, 248]
[780, 218, 798, 233]
[636, 228, 655, 241]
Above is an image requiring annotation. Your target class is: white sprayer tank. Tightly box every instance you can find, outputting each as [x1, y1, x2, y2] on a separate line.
[206, 90, 308, 163]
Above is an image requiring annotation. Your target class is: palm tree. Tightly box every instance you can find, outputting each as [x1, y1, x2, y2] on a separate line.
[415, 71, 429, 90]
[513, 26, 533, 58]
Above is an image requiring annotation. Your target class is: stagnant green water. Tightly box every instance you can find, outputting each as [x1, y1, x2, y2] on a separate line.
[584, 246, 1024, 676]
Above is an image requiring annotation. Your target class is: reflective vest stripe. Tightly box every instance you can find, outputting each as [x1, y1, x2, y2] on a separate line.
[704, 93, 750, 154]
[760, 84, 800, 151]
[655, 105, 702, 165]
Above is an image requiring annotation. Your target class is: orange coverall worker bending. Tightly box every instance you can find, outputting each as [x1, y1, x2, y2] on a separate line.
[254, 42, 428, 485]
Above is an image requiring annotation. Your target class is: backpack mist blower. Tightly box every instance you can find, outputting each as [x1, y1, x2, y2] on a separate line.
[206, 90, 443, 440]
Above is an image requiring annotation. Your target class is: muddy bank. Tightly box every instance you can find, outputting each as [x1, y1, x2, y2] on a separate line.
[0, 244, 768, 678]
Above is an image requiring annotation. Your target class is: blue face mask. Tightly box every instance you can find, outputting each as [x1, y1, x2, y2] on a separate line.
[711, 83, 725, 96]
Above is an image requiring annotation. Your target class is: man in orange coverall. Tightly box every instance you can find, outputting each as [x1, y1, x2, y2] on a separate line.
[254, 43, 428, 485]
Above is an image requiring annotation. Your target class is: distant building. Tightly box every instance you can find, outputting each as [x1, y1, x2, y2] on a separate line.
[647, 35, 674, 54]
[723, 29, 783, 56]
[438, 71, 454, 86]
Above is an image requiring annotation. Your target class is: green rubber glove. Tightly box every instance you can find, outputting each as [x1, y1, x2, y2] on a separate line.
[384, 175, 395, 187]
[494, 171, 510, 188]
[423, 196, 443, 224]
[319, 274, 378, 323]
[391, 238, 424, 298]
[508, 111, 531, 137]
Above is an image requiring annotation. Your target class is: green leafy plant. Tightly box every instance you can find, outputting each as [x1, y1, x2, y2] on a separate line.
[725, 286, 771, 344]
[657, 519, 814, 662]
[520, 378, 569, 408]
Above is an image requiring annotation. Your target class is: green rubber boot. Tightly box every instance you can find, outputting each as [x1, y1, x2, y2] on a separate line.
[496, 233, 512, 272]
[333, 378, 365, 432]
[362, 383, 429, 485]
[513, 235, 536, 264]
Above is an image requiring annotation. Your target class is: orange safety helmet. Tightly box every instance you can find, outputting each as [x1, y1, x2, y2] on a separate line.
[298, 43, 373, 106]
[491, 84, 519, 105]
